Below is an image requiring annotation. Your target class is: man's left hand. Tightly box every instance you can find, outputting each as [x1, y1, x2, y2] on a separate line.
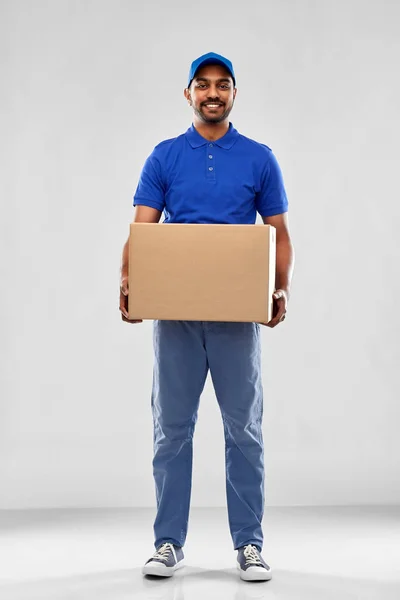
[259, 289, 289, 328]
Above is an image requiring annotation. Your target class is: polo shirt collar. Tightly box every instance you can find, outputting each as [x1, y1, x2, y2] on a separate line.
[185, 121, 239, 149]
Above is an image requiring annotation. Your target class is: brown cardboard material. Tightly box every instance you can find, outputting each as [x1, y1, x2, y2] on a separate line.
[128, 223, 276, 323]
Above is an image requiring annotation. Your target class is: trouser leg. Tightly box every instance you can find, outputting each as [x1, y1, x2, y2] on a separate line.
[151, 320, 209, 549]
[205, 321, 264, 551]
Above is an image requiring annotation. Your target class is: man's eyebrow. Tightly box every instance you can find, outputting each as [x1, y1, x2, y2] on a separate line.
[194, 76, 232, 83]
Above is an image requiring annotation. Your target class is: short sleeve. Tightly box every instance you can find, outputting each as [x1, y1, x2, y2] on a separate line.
[255, 149, 289, 217]
[133, 149, 166, 211]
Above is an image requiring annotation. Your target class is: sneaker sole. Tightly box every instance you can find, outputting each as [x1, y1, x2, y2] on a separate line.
[237, 562, 272, 581]
[142, 559, 185, 577]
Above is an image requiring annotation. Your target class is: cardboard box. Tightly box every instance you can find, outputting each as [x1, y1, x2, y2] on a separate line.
[128, 223, 276, 323]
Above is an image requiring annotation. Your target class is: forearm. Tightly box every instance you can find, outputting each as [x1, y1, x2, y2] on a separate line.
[275, 238, 295, 299]
[120, 206, 162, 281]
[120, 237, 129, 279]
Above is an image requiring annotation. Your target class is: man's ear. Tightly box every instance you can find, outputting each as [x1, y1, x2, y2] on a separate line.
[184, 88, 192, 105]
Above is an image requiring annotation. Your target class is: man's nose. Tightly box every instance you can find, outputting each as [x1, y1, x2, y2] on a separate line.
[207, 85, 220, 98]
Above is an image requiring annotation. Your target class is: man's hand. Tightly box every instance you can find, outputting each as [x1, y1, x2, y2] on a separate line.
[119, 276, 143, 324]
[259, 289, 289, 328]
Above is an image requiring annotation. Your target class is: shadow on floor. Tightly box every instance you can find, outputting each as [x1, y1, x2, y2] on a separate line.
[0, 566, 399, 600]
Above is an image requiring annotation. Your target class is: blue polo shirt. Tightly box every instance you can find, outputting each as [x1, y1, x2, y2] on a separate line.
[133, 121, 288, 224]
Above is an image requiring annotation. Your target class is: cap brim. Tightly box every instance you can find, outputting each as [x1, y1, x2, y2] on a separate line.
[191, 59, 235, 85]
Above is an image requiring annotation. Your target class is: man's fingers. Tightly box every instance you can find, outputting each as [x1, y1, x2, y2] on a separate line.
[273, 289, 288, 302]
[267, 312, 287, 328]
[267, 303, 287, 327]
[120, 276, 129, 296]
[119, 290, 128, 315]
[258, 315, 285, 327]
[266, 319, 278, 328]
[269, 303, 285, 324]
[119, 280, 140, 322]
[119, 305, 141, 322]
[120, 306, 129, 318]
[121, 312, 142, 324]
[266, 289, 289, 327]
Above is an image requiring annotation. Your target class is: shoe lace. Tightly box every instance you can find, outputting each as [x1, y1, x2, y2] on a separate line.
[152, 543, 173, 562]
[243, 544, 262, 566]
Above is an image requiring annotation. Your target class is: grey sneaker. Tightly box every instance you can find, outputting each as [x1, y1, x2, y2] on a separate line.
[142, 542, 185, 577]
[237, 544, 272, 581]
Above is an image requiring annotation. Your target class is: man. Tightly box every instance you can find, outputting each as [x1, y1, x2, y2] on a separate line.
[119, 52, 294, 582]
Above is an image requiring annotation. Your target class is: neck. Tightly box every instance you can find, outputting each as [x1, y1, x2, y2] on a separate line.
[192, 116, 230, 141]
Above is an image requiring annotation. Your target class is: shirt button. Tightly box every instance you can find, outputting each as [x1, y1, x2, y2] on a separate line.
[208, 166, 213, 171]
[208, 154, 213, 159]
[209, 143, 213, 147]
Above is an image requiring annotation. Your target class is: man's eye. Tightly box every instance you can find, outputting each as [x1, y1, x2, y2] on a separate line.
[196, 83, 230, 89]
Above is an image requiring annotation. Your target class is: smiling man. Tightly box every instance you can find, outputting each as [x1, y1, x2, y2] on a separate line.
[119, 52, 295, 582]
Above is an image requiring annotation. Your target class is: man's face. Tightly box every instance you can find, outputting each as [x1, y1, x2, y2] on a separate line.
[185, 64, 236, 124]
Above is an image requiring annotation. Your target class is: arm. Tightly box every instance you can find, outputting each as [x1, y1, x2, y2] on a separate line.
[119, 205, 162, 323]
[262, 212, 295, 327]
[262, 212, 294, 300]
[255, 149, 293, 300]
[120, 205, 162, 280]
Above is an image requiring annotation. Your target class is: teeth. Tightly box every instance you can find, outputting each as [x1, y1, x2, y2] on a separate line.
[206, 104, 221, 107]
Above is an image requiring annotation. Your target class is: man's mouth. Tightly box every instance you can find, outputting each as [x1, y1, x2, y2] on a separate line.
[203, 103, 223, 109]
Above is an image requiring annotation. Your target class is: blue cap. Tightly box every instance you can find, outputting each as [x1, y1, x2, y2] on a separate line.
[187, 52, 236, 88]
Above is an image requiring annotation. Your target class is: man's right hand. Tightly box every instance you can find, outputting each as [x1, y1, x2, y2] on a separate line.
[119, 276, 143, 324]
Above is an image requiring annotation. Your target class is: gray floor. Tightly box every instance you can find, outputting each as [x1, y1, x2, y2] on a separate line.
[0, 506, 399, 599]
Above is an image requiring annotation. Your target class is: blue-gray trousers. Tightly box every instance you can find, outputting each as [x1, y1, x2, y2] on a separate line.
[151, 320, 265, 552]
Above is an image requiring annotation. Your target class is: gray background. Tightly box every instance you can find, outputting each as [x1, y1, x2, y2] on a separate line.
[1, 0, 399, 509]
